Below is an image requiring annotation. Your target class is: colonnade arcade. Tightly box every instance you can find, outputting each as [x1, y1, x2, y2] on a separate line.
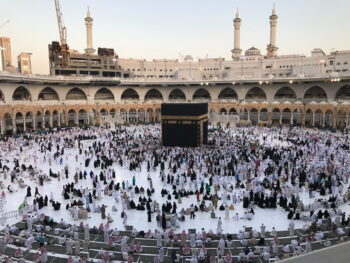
[1, 79, 350, 134]
[0, 106, 163, 134]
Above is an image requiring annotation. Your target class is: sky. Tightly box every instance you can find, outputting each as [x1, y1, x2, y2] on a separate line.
[0, 0, 349, 74]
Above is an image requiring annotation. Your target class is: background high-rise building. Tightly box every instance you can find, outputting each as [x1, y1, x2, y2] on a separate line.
[0, 37, 16, 72]
[17, 52, 32, 74]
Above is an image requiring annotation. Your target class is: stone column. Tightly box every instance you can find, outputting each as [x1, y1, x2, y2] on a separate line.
[33, 114, 36, 130]
[290, 111, 294, 125]
[301, 112, 305, 126]
[322, 114, 325, 127]
[312, 113, 315, 127]
[23, 119, 26, 132]
[64, 111, 69, 126]
[12, 116, 16, 134]
[346, 114, 349, 127]
[42, 110, 45, 129]
[0, 119, 4, 134]
[279, 113, 282, 125]
[258, 111, 261, 124]
[49, 114, 53, 128]
[75, 113, 79, 125]
[58, 111, 61, 127]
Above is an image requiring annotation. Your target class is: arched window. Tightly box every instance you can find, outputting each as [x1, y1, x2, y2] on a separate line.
[245, 87, 266, 100]
[121, 88, 140, 100]
[169, 89, 186, 101]
[38, 87, 59, 100]
[193, 88, 211, 100]
[13, 86, 31, 101]
[66, 88, 87, 100]
[94, 88, 114, 101]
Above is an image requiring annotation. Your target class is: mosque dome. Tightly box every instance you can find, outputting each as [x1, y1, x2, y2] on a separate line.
[245, 47, 261, 56]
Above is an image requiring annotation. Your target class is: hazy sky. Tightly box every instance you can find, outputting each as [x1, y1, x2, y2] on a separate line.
[1, 0, 349, 74]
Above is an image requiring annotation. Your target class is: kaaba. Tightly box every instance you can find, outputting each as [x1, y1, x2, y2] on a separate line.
[161, 103, 208, 147]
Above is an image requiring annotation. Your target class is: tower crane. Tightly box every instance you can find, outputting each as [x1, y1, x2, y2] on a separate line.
[54, 0, 67, 45]
[53, 0, 68, 67]
[0, 20, 10, 29]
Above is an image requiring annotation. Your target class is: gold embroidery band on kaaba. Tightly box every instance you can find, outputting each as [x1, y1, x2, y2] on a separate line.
[165, 120, 207, 124]
[161, 114, 208, 121]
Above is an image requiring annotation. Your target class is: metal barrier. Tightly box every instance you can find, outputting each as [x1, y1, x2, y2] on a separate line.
[0, 205, 35, 225]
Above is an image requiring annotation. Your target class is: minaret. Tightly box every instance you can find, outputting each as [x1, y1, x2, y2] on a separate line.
[85, 7, 95, 55]
[266, 4, 278, 58]
[231, 9, 242, 60]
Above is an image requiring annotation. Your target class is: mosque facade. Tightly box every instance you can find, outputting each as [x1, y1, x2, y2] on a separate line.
[1, 7, 350, 134]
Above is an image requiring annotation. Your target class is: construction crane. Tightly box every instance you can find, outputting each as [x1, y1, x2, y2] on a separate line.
[54, 0, 67, 45]
[53, 0, 68, 67]
[0, 20, 10, 29]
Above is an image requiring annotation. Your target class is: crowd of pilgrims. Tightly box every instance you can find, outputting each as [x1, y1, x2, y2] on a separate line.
[0, 125, 350, 262]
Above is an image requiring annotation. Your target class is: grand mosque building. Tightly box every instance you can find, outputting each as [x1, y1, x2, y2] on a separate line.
[1, 6, 350, 134]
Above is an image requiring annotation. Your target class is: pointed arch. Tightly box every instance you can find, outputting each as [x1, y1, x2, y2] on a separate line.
[274, 87, 297, 100]
[145, 89, 163, 101]
[336, 85, 350, 101]
[66, 88, 87, 100]
[245, 87, 266, 100]
[220, 108, 227, 114]
[303, 86, 327, 100]
[121, 88, 140, 100]
[229, 108, 238, 115]
[38, 87, 59, 100]
[193, 88, 211, 100]
[13, 86, 31, 101]
[94, 88, 114, 101]
[218, 88, 238, 100]
[169, 89, 186, 101]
